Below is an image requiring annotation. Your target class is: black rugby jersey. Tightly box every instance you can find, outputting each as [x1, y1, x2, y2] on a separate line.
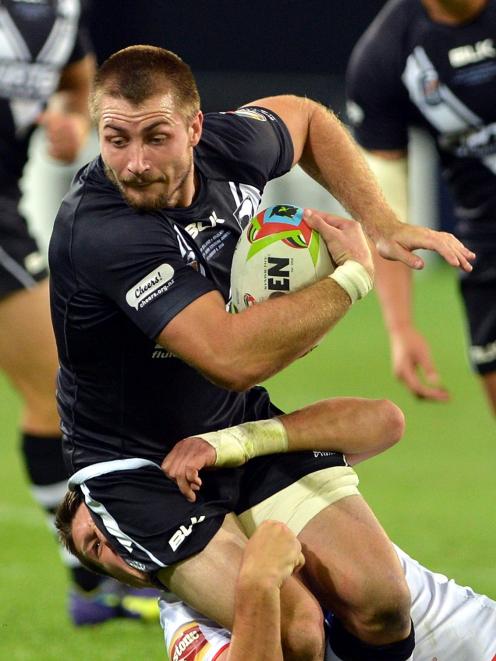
[0, 0, 88, 191]
[346, 0, 496, 241]
[49, 107, 293, 471]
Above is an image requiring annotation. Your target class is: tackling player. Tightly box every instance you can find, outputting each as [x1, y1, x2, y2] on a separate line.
[57, 407, 496, 660]
[158, 540, 496, 661]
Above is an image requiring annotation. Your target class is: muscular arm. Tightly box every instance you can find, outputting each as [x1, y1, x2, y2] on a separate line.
[159, 277, 350, 391]
[159, 212, 372, 391]
[163, 397, 405, 501]
[247, 95, 474, 272]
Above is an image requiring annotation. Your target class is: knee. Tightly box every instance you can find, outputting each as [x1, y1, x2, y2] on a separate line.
[350, 576, 412, 641]
[377, 399, 405, 446]
[282, 599, 325, 661]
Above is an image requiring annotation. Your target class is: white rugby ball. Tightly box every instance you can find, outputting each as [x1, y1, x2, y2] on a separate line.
[230, 204, 335, 312]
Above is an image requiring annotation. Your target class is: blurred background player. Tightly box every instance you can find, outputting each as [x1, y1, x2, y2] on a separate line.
[346, 0, 496, 414]
[0, 0, 157, 625]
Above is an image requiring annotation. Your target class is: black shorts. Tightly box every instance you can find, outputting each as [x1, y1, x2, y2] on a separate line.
[459, 245, 496, 375]
[0, 194, 48, 300]
[69, 451, 350, 579]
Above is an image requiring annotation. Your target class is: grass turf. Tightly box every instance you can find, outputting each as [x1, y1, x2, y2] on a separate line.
[0, 262, 494, 659]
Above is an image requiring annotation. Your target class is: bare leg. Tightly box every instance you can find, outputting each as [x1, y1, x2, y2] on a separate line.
[0, 280, 59, 434]
[298, 495, 411, 646]
[481, 371, 496, 416]
[159, 514, 326, 661]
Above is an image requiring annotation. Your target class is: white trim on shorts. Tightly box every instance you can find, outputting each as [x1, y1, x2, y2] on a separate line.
[0, 245, 37, 289]
[69, 458, 167, 569]
[68, 457, 160, 489]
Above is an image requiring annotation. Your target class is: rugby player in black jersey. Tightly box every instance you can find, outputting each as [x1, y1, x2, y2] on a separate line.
[347, 0, 496, 413]
[50, 45, 474, 660]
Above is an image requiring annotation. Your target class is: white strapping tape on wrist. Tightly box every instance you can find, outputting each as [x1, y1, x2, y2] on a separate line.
[329, 260, 373, 304]
[196, 418, 288, 467]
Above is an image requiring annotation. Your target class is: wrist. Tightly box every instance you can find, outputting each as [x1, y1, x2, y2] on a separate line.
[329, 260, 373, 304]
[196, 418, 288, 467]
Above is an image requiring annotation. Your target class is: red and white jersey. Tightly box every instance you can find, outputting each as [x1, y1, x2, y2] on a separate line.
[159, 593, 230, 661]
[159, 544, 496, 661]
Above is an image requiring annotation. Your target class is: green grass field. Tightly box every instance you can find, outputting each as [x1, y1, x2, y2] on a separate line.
[0, 263, 494, 660]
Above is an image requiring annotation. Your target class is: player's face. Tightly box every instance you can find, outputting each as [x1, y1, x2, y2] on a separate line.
[99, 92, 203, 210]
[422, 0, 486, 19]
[72, 502, 153, 588]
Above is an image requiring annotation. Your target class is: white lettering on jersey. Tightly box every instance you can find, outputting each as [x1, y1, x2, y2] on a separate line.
[470, 339, 496, 365]
[151, 343, 176, 360]
[126, 264, 175, 310]
[184, 211, 225, 239]
[168, 516, 206, 552]
[449, 39, 496, 67]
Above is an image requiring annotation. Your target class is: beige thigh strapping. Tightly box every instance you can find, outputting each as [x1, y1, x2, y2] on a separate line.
[238, 465, 360, 537]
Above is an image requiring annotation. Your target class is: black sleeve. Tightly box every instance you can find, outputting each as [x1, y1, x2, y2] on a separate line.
[198, 107, 294, 188]
[75, 212, 217, 340]
[345, 20, 410, 151]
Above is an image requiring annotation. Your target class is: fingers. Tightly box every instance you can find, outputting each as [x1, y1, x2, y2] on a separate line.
[376, 238, 424, 269]
[423, 232, 475, 272]
[304, 208, 354, 231]
[399, 365, 450, 401]
[175, 467, 202, 502]
[378, 226, 476, 272]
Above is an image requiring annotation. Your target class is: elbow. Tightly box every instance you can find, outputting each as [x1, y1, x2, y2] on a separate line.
[377, 399, 405, 447]
[209, 369, 264, 393]
[204, 357, 274, 393]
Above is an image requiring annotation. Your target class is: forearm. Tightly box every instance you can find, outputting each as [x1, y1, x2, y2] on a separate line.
[198, 397, 404, 468]
[163, 278, 352, 391]
[227, 277, 351, 385]
[374, 251, 414, 334]
[228, 575, 283, 661]
[282, 397, 404, 456]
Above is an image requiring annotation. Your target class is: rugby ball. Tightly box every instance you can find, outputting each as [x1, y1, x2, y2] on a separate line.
[230, 204, 335, 312]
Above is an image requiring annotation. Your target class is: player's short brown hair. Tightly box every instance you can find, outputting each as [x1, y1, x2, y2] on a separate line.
[55, 489, 109, 577]
[90, 45, 201, 124]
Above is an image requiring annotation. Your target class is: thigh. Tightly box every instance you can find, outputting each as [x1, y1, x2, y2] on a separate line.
[160, 512, 247, 629]
[0, 278, 59, 430]
[162, 512, 325, 650]
[297, 495, 407, 618]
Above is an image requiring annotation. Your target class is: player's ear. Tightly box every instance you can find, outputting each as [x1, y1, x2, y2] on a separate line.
[189, 111, 203, 147]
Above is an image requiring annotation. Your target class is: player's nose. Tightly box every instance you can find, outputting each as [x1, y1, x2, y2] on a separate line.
[127, 143, 150, 176]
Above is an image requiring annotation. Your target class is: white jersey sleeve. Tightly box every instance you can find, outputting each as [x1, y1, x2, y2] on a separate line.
[159, 593, 230, 661]
[394, 544, 496, 661]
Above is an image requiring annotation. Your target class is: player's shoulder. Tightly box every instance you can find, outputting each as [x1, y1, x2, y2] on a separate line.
[350, 0, 419, 67]
[196, 108, 292, 187]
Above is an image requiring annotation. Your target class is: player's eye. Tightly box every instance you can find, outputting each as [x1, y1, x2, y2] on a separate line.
[107, 136, 127, 148]
[94, 540, 101, 558]
[149, 134, 167, 145]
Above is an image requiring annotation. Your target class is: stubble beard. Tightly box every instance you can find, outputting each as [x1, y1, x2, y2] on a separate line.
[104, 156, 193, 211]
